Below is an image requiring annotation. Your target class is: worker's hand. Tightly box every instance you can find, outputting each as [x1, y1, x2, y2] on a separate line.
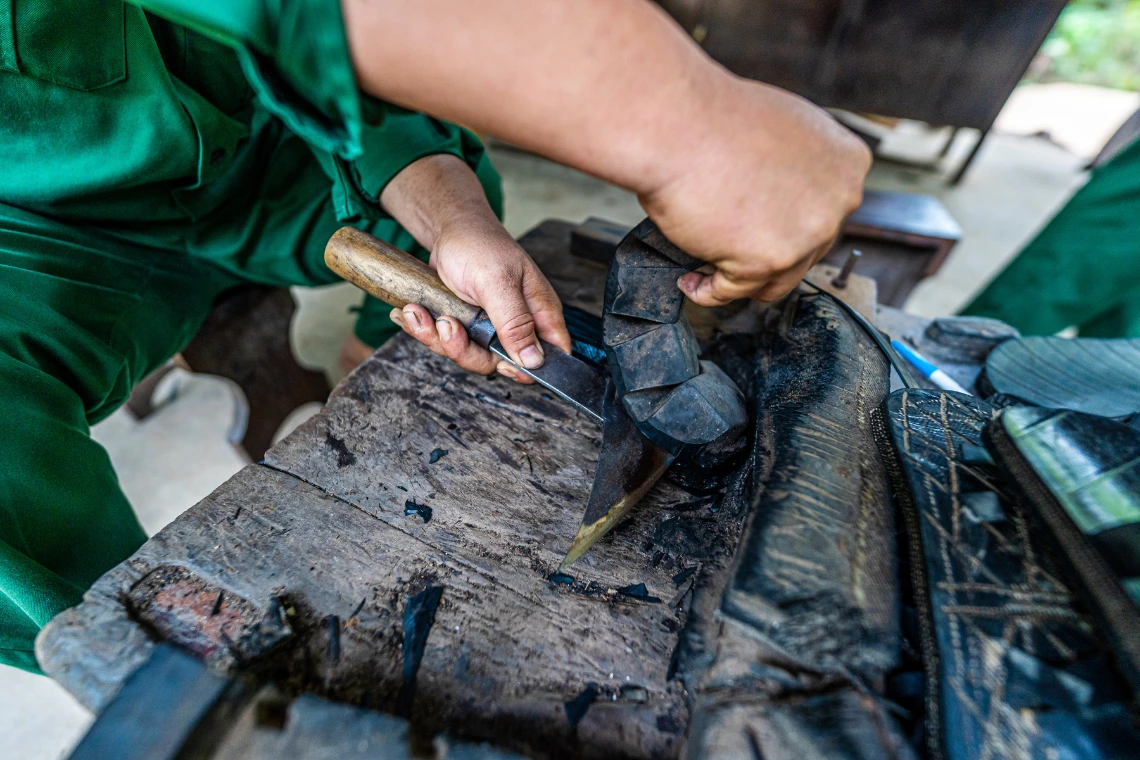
[642, 79, 872, 307]
[392, 213, 570, 383]
[343, 0, 870, 310]
[380, 154, 570, 383]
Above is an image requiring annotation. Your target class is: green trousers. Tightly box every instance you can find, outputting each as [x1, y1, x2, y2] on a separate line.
[962, 136, 1140, 338]
[0, 129, 452, 674]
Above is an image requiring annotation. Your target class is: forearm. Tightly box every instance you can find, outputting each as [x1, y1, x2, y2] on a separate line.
[341, 0, 723, 198]
[379, 154, 499, 251]
[348, 0, 869, 311]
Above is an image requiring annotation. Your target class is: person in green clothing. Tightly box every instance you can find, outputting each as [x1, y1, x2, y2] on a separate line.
[0, 0, 871, 673]
[963, 134, 1140, 338]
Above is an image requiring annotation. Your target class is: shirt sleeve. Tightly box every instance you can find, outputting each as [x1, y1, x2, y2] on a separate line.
[131, 0, 500, 221]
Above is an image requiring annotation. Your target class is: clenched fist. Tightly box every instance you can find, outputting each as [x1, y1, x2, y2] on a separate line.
[643, 79, 871, 307]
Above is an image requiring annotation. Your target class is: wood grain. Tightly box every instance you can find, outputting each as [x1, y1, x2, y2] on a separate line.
[39, 221, 921, 759]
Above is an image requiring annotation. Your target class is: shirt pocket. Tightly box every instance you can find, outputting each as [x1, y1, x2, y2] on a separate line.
[0, 0, 126, 91]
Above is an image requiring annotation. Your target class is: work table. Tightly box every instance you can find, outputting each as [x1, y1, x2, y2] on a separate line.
[40, 219, 943, 759]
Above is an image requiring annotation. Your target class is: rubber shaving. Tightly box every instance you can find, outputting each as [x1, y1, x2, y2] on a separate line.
[671, 567, 697, 585]
[617, 583, 661, 603]
[397, 586, 443, 717]
[564, 682, 599, 727]
[404, 500, 433, 523]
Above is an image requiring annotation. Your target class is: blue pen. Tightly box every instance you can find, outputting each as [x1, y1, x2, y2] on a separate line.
[891, 340, 970, 395]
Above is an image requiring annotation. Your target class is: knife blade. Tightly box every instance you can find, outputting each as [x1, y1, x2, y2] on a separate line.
[560, 383, 675, 568]
[324, 227, 672, 565]
[474, 318, 605, 424]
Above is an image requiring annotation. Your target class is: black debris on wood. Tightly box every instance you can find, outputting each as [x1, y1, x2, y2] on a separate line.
[397, 586, 443, 718]
[668, 578, 695, 608]
[324, 433, 356, 468]
[348, 598, 366, 620]
[429, 448, 448, 464]
[617, 583, 661, 603]
[326, 615, 340, 662]
[236, 596, 293, 661]
[547, 572, 575, 586]
[564, 682, 599, 728]
[404, 500, 433, 523]
[210, 591, 224, 616]
[671, 567, 696, 586]
[665, 497, 714, 513]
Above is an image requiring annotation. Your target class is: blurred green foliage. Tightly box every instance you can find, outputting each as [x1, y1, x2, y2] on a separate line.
[1029, 0, 1140, 91]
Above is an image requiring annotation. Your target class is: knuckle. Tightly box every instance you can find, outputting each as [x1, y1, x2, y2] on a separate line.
[800, 208, 840, 250]
[441, 338, 466, 362]
[495, 310, 536, 344]
[448, 342, 495, 375]
[466, 359, 497, 376]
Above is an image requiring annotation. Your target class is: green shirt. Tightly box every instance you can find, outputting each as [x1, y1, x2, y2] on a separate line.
[0, 0, 495, 223]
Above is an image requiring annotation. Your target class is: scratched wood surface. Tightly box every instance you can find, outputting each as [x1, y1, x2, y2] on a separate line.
[38, 221, 749, 759]
[40, 221, 960, 760]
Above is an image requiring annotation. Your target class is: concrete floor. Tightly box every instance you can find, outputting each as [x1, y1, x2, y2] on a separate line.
[0, 100, 1099, 758]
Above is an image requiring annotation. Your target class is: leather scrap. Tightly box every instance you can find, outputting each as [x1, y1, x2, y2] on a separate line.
[876, 390, 1140, 760]
[983, 337, 1140, 417]
[988, 406, 1140, 697]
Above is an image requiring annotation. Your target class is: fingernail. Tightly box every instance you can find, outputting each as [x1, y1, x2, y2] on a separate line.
[403, 307, 423, 330]
[390, 310, 405, 327]
[496, 361, 517, 379]
[437, 319, 454, 342]
[519, 344, 544, 369]
[678, 273, 697, 294]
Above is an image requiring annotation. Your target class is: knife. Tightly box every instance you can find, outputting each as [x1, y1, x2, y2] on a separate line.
[324, 227, 673, 566]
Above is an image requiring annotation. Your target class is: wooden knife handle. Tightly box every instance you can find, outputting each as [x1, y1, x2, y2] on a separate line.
[324, 226, 482, 328]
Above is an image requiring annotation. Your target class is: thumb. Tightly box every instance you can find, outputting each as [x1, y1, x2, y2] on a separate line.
[678, 269, 754, 308]
[479, 277, 546, 370]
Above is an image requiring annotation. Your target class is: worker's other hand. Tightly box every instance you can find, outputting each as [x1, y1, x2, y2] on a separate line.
[380, 154, 570, 384]
[641, 79, 871, 307]
[344, 0, 869, 310]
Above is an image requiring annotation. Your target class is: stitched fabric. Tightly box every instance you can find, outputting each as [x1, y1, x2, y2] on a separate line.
[878, 390, 1140, 760]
